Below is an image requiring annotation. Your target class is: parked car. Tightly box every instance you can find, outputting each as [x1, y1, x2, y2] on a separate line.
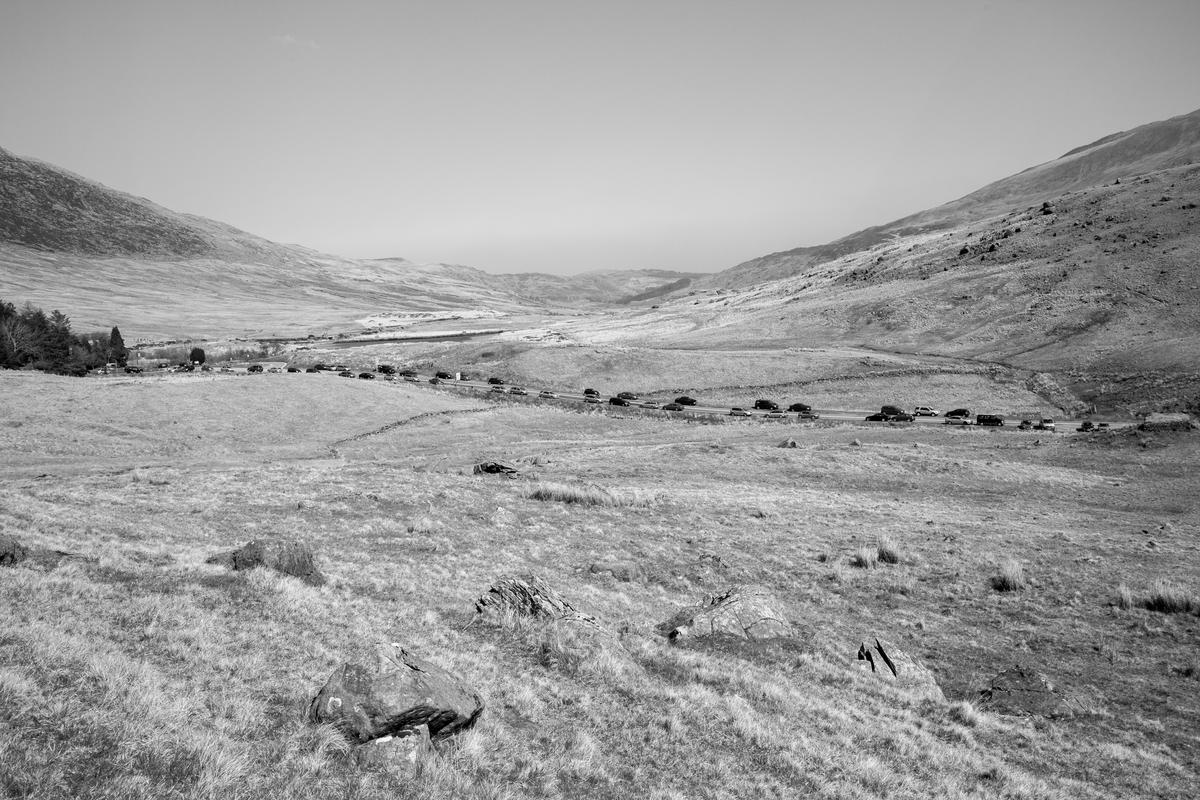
[333, 365, 348, 371]
[865, 413, 890, 422]
[338, 370, 353, 377]
[797, 411, 820, 420]
[945, 408, 971, 419]
[674, 396, 697, 406]
[124, 365, 143, 373]
[976, 414, 1005, 427]
[488, 377, 505, 384]
[943, 416, 972, 426]
[305, 366, 320, 373]
[490, 385, 506, 393]
[538, 390, 558, 399]
[508, 386, 526, 395]
[641, 400, 662, 410]
[891, 412, 916, 422]
[1034, 418, 1056, 432]
[617, 391, 639, 400]
[429, 377, 442, 384]
[1018, 419, 1034, 430]
[286, 366, 300, 373]
[247, 364, 263, 373]
[1077, 421, 1095, 432]
[403, 374, 418, 382]
[436, 371, 454, 380]
[764, 410, 787, 419]
[583, 388, 600, 397]
[788, 402, 812, 413]
[662, 403, 684, 411]
[753, 399, 779, 411]
[358, 372, 375, 380]
[584, 396, 601, 404]
[913, 406, 940, 416]
[609, 397, 629, 406]
[1097, 422, 1110, 431]
[880, 405, 904, 417]
[397, 369, 417, 377]
[377, 364, 395, 374]
[268, 367, 282, 373]
[728, 407, 751, 417]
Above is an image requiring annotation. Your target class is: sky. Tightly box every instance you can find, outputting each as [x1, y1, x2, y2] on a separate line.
[2, 0, 1199, 274]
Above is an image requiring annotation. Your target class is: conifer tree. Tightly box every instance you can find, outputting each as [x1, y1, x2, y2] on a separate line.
[109, 326, 127, 366]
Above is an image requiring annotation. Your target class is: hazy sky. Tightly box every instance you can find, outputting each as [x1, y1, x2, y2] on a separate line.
[3, 0, 1199, 274]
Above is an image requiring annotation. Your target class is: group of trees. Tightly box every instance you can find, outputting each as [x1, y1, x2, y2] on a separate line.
[0, 297, 127, 375]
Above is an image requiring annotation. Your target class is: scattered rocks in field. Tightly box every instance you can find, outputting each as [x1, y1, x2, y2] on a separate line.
[850, 438, 862, 447]
[473, 461, 519, 476]
[0, 534, 29, 566]
[588, 560, 644, 583]
[855, 638, 945, 701]
[978, 665, 1070, 717]
[657, 585, 793, 642]
[778, 438, 799, 448]
[1138, 413, 1196, 432]
[308, 643, 483, 744]
[475, 573, 599, 626]
[206, 538, 326, 586]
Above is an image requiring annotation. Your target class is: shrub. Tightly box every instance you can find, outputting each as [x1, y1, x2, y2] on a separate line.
[991, 559, 1026, 592]
[1144, 579, 1197, 614]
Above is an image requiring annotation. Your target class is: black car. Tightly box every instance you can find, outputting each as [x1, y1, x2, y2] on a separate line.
[435, 371, 454, 380]
[287, 366, 301, 373]
[891, 412, 915, 422]
[358, 372, 375, 380]
[488, 377, 505, 385]
[338, 370, 353, 377]
[976, 414, 1005, 427]
[945, 408, 971, 419]
[305, 366, 320, 373]
[312, 363, 329, 371]
[674, 396, 697, 406]
[429, 377, 442, 384]
[797, 410, 820, 420]
[788, 402, 812, 413]
[377, 364, 396, 374]
[609, 397, 629, 406]
[398, 369, 417, 377]
[1077, 420, 1096, 432]
[617, 391, 639, 400]
[247, 364, 264, 373]
[753, 399, 779, 411]
[880, 405, 904, 417]
[662, 403, 684, 411]
[124, 365, 143, 374]
[583, 387, 600, 397]
[865, 412, 890, 422]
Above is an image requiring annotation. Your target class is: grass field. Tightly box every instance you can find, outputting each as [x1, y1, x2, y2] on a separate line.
[1, 370, 1197, 799]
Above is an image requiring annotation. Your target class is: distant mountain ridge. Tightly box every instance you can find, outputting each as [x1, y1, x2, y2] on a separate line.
[710, 107, 1200, 290]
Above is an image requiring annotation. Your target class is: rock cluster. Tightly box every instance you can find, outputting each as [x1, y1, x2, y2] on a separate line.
[978, 665, 1069, 717]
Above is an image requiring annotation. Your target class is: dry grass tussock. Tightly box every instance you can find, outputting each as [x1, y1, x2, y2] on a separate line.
[526, 481, 658, 507]
[991, 559, 1027, 592]
[1143, 578, 1199, 614]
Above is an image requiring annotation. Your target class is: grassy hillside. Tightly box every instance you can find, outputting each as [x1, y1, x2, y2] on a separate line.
[2, 371, 1197, 798]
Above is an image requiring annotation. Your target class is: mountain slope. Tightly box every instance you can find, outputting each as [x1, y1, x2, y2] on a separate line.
[712, 107, 1200, 291]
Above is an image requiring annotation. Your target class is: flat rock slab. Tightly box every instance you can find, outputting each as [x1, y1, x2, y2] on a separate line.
[473, 462, 519, 476]
[207, 538, 326, 586]
[856, 638, 945, 701]
[308, 644, 483, 743]
[979, 665, 1069, 717]
[657, 585, 792, 642]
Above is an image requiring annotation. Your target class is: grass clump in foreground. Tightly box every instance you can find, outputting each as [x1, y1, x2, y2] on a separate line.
[526, 481, 653, 507]
[1143, 578, 1198, 614]
[991, 559, 1027, 592]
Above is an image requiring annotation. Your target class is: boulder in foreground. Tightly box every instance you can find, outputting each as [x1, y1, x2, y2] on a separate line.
[0, 534, 29, 566]
[308, 644, 484, 743]
[978, 665, 1070, 717]
[657, 585, 792, 642]
[475, 573, 600, 626]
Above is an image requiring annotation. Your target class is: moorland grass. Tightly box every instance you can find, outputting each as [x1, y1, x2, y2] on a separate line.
[990, 559, 1027, 592]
